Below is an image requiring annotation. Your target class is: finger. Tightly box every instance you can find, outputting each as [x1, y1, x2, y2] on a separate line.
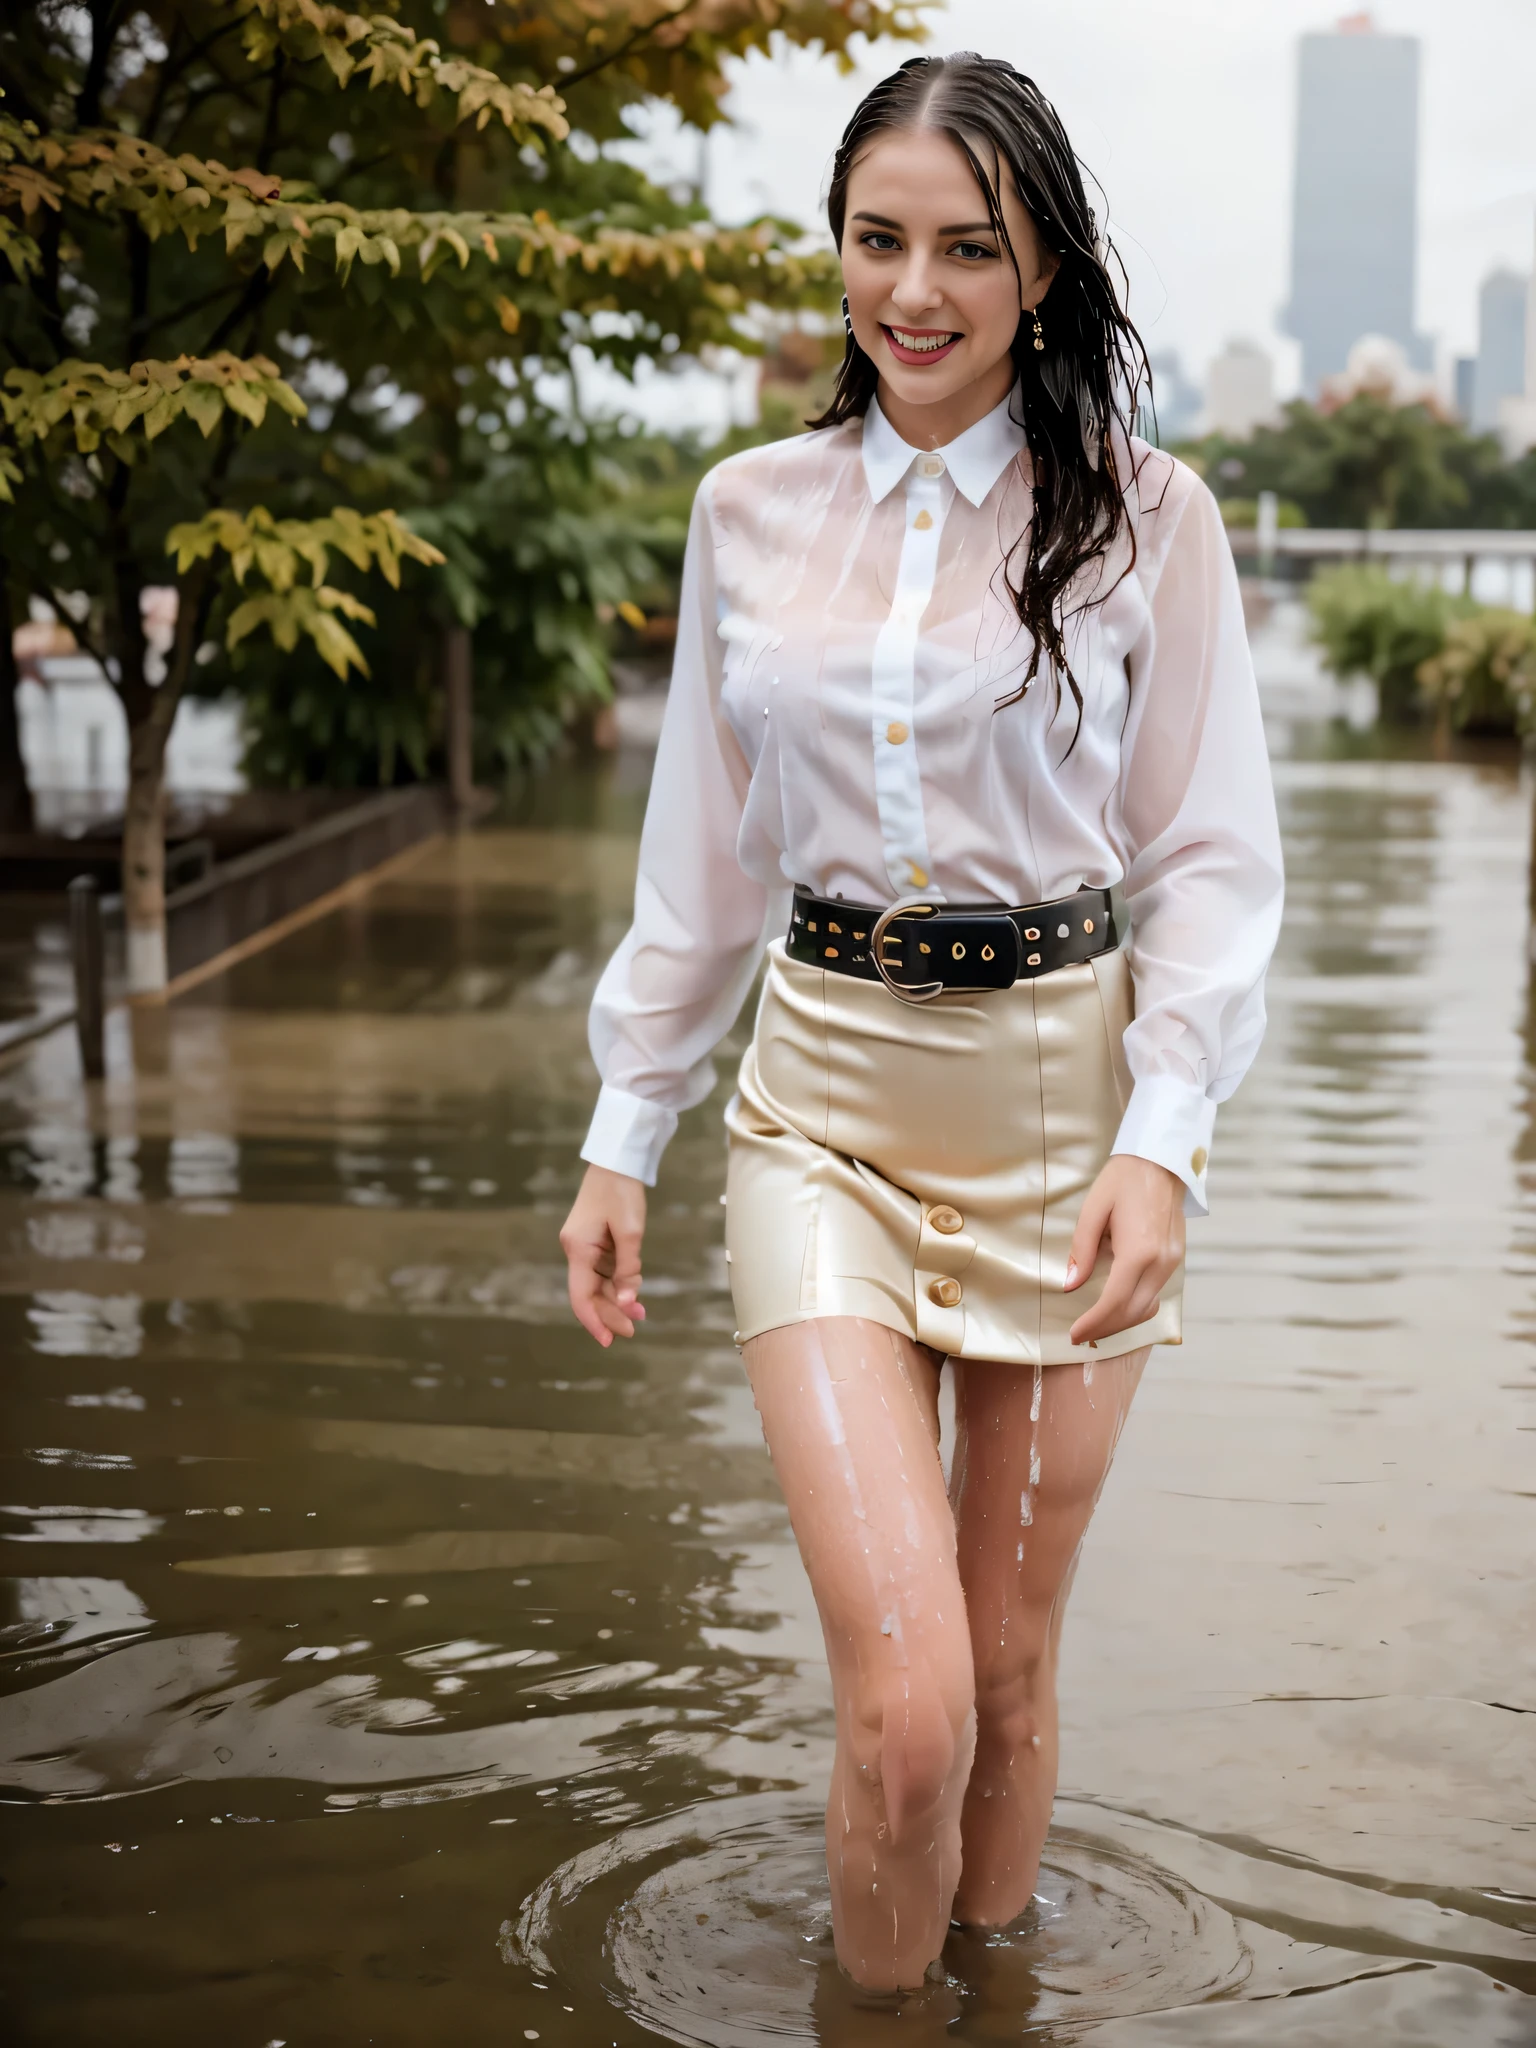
[596, 1298, 637, 1341]
[596, 1276, 646, 1326]
[568, 1251, 625, 1347]
[570, 1286, 616, 1347]
[610, 1226, 643, 1299]
[1069, 1252, 1151, 1346]
[1065, 1185, 1113, 1292]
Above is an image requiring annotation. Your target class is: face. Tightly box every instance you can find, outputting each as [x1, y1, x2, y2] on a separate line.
[840, 124, 1059, 428]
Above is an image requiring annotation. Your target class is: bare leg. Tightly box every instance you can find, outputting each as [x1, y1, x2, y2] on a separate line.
[744, 1317, 976, 1992]
[949, 1349, 1146, 1927]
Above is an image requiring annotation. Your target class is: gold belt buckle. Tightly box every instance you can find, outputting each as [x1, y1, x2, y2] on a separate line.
[870, 898, 945, 1005]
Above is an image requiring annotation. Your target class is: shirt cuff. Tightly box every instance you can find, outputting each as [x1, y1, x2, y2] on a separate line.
[1111, 1075, 1218, 1218]
[580, 1084, 678, 1187]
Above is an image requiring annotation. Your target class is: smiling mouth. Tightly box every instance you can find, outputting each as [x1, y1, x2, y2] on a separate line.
[882, 325, 963, 365]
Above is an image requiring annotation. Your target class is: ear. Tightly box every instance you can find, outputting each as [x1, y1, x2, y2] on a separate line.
[1020, 248, 1062, 312]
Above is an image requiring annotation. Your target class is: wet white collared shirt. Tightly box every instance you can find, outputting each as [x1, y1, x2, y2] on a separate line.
[580, 391, 1284, 1213]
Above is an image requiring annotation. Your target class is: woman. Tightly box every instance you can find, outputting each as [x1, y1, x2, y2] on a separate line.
[560, 53, 1282, 1994]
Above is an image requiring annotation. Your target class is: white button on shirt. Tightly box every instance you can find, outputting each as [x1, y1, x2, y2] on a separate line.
[580, 392, 1284, 1214]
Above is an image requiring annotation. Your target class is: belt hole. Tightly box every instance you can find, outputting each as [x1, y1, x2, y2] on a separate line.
[1024, 927, 1040, 941]
[981, 944, 995, 962]
[828, 921, 842, 934]
[1027, 952, 1041, 966]
[1084, 917, 1095, 933]
[918, 942, 931, 954]
[1056, 923, 1070, 937]
[824, 946, 838, 958]
[951, 941, 966, 961]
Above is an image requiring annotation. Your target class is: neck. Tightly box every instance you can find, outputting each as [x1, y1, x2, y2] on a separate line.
[875, 353, 1015, 451]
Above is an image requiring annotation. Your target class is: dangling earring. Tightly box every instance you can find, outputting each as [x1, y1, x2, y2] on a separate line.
[1031, 308, 1045, 353]
[842, 294, 854, 342]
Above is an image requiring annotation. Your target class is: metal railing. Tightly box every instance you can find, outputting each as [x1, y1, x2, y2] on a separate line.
[1227, 526, 1536, 565]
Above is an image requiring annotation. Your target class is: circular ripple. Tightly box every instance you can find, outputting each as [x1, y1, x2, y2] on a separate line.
[511, 1793, 1252, 2046]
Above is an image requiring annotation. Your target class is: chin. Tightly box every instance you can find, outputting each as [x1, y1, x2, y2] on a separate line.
[877, 353, 975, 405]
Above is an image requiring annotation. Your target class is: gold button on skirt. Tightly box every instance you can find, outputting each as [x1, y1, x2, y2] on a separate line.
[724, 940, 1182, 1366]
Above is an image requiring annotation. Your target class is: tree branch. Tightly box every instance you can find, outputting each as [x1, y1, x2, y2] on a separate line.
[139, 15, 244, 147]
[78, 0, 131, 128]
[134, 280, 248, 354]
[557, 1, 699, 90]
[257, 56, 287, 173]
[199, 265, 276, 359]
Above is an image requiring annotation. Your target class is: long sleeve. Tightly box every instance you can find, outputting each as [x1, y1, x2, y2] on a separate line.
[1110, 471, 1285, 1214]
[581, 478, 772, 1185]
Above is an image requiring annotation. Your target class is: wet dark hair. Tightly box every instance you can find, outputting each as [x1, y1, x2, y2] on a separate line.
[810, 52, 1153, 718]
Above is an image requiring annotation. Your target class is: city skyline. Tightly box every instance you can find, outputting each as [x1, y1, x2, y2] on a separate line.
[653, 0, 1536, 396]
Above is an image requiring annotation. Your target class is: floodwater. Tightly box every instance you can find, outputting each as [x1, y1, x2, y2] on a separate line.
[0, 599, 1532, 2046]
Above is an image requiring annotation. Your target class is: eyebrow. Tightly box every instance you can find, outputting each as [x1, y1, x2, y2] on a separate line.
[850, 211, 1000, 236]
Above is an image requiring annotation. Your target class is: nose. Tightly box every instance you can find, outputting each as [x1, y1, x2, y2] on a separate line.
[888, 249, 946, 322]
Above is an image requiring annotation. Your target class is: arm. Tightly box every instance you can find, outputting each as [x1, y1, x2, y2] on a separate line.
[564, 475, 770, 1343]
[1067, 469, 1284, 1344]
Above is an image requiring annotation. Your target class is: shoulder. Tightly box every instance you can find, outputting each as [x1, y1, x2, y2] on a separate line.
[698, 421, 862, 526]
[1121, 438, 1226, 583]
[1123, 438, 1212, 530]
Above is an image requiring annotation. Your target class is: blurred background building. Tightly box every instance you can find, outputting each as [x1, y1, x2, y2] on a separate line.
[1282, 12, 1430, 396]
[1202, 340, 1280, 440]
[1469, 269, 1528, 432]
[1143, 349, 1203, 446]
[1494, 229, 1536, 456]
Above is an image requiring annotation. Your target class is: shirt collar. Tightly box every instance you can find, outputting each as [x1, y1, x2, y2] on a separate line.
[860, 389, 1026, 509]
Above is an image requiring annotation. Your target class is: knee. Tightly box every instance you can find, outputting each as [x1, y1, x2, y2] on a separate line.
[846, 1665, 975, 1843]
[971, 1638, 1049, 1756]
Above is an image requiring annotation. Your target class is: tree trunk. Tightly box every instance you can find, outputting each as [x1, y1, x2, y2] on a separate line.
[122, 705, 172, 994]
[0, 573, 35, 835]
[116, 568, 210, 997]
[443, 621, 474, 813]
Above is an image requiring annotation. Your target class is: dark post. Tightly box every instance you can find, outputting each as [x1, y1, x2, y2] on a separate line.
[444, 623, 475, 819]
[68, 874, 106, 1080]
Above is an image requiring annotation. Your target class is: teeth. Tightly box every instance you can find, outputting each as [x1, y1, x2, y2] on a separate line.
[891, 329, 956, 353]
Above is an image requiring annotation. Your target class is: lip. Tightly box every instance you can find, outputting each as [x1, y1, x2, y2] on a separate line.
[881, 324, 963, 368]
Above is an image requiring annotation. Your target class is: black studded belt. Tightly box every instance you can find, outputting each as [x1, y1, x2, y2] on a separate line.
[785, 883, 1116, 1004]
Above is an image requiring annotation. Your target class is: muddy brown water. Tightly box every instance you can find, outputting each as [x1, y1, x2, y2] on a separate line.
[0, 607, 1532, 2045]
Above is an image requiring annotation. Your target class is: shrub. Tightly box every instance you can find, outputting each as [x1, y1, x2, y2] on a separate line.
[1305, 564, 1477, 721]
[1417, 610, 1536, 736]
[1219, 497, 1308, 529]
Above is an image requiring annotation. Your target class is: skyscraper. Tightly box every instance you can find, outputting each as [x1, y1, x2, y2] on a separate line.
[1473, 268, 1528, 433]
[1283, 14, 1429, 394]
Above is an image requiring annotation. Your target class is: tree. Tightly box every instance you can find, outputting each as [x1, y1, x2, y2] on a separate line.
[1186, 393, 1536, 532]
[0, 0, 925, 989]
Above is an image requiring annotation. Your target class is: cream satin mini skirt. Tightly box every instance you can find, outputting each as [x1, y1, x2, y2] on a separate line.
[724, 939, 1182, 1366]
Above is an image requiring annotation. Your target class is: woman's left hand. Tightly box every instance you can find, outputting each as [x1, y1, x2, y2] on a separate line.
[1064, 1155, 1185, 1346]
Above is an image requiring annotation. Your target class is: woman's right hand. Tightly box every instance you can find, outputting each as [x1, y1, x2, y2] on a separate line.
[560, 1164, 648, 1346]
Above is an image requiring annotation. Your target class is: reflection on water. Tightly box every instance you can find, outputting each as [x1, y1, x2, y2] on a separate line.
[0, 601, 1532, 2044]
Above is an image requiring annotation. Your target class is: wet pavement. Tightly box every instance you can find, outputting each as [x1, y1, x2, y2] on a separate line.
[0, 600, 1532, 2045]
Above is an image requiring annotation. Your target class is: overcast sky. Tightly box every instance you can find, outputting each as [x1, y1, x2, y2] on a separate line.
[658, 0, 1536, 395]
